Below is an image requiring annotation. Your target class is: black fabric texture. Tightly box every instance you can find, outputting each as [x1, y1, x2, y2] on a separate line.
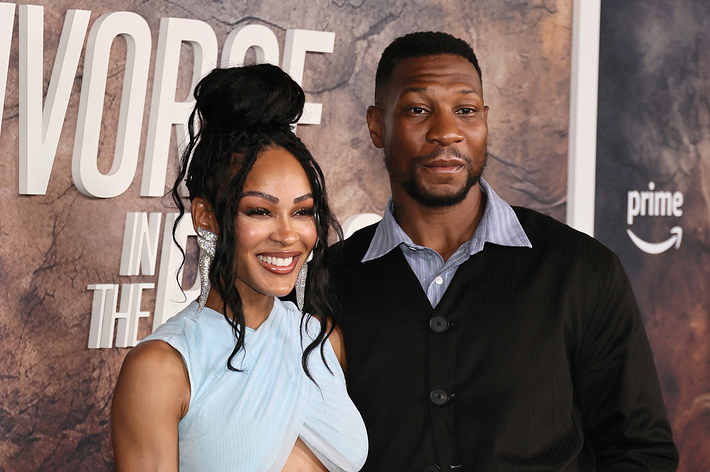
[330, 206, 678, 471]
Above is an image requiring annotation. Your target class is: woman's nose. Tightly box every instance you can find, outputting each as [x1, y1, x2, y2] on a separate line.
[270, 217, 298, 245]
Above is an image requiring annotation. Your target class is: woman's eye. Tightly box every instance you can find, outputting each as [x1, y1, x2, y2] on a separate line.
[294, 207, 315, 217]
[245, 207, 271, 217]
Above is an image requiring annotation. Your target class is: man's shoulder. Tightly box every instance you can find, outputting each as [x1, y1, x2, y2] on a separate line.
[512, 206, 597, 244]
[511, 205, 621, 272]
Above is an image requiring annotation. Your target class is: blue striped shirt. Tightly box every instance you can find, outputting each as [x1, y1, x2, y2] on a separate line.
[362, 179, 532, 307]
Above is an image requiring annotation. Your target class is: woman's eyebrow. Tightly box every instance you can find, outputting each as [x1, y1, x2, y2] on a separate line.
[294, 193, 314, 204]
[242, 191, 278, 203]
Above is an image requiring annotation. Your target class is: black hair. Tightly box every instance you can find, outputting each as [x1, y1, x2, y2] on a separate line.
[374, 31, 483, 106]
[171, 64, 343, 379]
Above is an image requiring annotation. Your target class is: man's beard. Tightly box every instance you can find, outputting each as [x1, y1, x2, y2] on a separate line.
[385, 147, 486, 208]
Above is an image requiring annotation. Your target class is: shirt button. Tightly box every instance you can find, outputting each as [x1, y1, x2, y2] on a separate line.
[429, 388, 449, 406]
[423, 465, 441, 472]
[429, 316, 449, 333]
[435, 276, 443, 285]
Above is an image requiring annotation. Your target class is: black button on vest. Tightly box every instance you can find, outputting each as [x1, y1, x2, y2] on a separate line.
[430, 388, 449, 406]
[422, 464, 441, 472]
[429, 316, 449, 333]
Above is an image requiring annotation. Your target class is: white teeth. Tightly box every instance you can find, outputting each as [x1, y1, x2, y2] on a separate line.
[257, 255, 294, 267]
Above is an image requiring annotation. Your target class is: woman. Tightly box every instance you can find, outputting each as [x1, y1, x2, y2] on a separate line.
[112, 64, 368, 471]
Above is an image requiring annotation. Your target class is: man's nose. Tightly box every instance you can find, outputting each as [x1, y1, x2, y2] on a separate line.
[426, 110, 464, 146]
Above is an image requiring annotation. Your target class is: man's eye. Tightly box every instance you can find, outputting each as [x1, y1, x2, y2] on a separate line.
[410, 107, 426, 114]
[458, 107, 475, 115]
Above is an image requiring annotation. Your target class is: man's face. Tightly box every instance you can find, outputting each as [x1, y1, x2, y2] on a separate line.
[367, 54, 489, 207]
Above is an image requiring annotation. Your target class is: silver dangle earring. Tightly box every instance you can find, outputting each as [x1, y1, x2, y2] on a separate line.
[296, 247, 315, 311]
[296, 261, 308, 311]
[196, 226, 217, 311]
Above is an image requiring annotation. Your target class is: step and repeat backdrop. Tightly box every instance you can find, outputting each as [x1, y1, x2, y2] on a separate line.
[0, 0, 706, 470]
[595, 0, 710, 470]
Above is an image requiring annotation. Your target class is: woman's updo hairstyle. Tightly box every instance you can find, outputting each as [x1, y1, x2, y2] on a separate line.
[194, 64, 304, 132]
[171, 64, 342, 378]
[183, 65, 305, 202]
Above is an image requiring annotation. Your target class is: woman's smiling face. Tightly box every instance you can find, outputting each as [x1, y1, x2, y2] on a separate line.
[233, 146, 317, 300]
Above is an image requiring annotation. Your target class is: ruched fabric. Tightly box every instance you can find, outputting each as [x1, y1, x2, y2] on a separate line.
[142, 298, 368, 472]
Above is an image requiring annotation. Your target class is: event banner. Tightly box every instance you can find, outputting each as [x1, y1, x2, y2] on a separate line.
[595, 0, 710, 470]
[0, 1, 572, 469]
[4, 0, 707, 470]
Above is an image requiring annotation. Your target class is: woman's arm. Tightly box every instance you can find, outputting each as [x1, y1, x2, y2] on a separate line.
[112, 340, 190, 472]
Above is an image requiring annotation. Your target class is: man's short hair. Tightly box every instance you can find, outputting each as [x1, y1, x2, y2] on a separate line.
[374, 31, 483, 106]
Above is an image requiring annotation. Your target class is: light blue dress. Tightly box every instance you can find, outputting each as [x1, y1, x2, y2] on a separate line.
[142, 298, 368, 472]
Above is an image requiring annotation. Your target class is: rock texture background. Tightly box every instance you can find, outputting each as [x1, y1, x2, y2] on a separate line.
[0, 0, 705, 470]
[596, 1, 710, 471]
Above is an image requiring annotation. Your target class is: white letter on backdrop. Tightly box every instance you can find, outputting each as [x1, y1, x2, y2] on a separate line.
[141, 18, 218, 197]
[88, 283, 155, 348]
[120, 212, 162, 276]
[282, 29, 335, 126]
[0, 3, 16, 138]
[87, 284, 113, 349]
[221, 24, 279, 67]
[72, 12, 151, 198]
[154, 213, 200, 331]
[18, 6, 90, 195]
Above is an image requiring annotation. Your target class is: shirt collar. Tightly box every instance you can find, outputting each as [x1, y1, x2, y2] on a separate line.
[362, 178, 532, 262]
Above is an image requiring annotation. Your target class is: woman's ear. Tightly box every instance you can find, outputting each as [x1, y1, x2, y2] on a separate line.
[191, 197, 219, 234]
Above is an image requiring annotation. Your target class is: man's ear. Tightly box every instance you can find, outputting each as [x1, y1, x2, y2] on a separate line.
[191, 197, 219, 234]
[366, 105, 385, 149]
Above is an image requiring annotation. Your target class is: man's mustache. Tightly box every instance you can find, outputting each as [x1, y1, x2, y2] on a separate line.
[416, 147, 472, 165]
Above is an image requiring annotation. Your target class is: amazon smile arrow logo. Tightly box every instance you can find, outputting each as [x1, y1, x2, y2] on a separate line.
[627, 227, 682, 254]
[626, 181, 684, 255]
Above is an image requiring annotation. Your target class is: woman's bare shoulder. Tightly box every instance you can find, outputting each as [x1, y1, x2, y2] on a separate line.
[123, 340, 186, 372]
[114, 340, 190, 418]
[112, 341, 190, 472]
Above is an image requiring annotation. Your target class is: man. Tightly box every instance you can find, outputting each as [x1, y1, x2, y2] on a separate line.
[330, 32, 678, 471]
